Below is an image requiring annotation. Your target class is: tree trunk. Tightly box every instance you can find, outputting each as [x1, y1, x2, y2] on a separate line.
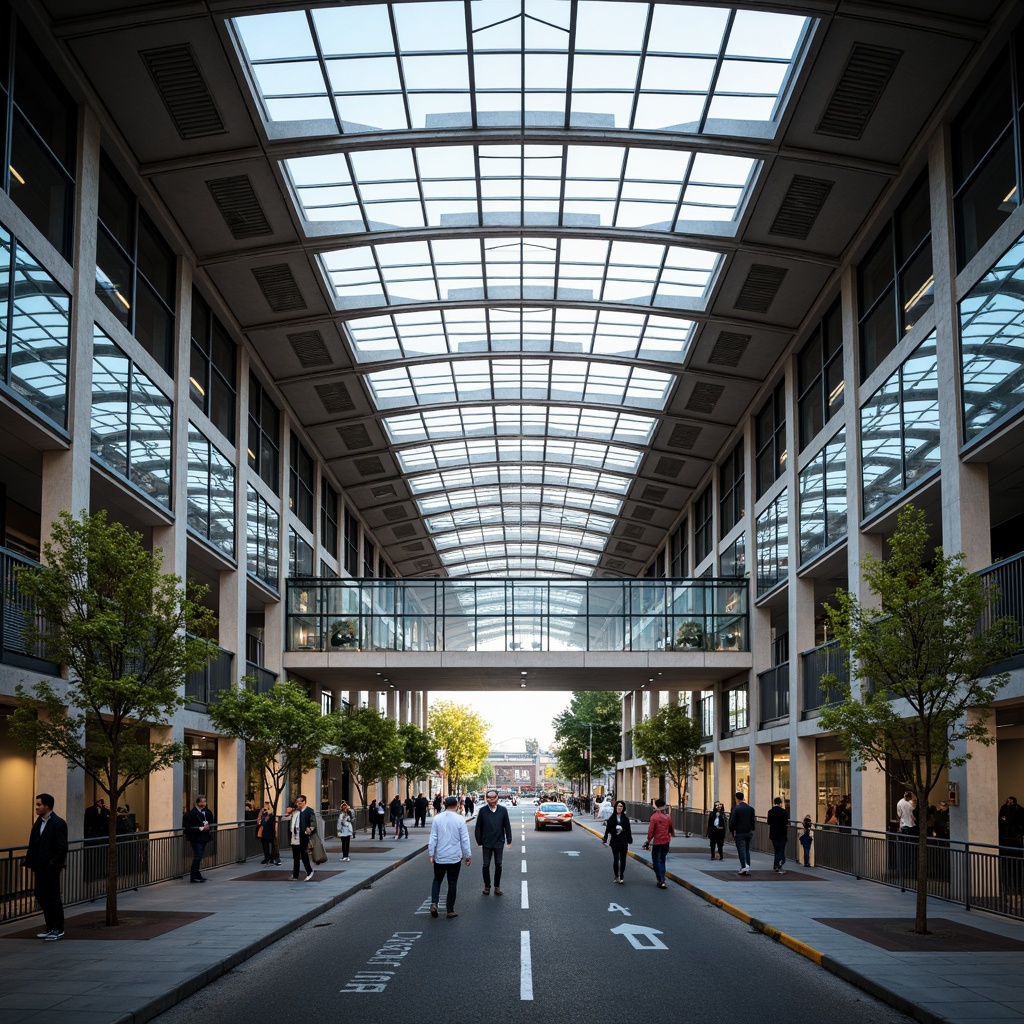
[915, 811, 930, 934]
[105, 789, 119, 927]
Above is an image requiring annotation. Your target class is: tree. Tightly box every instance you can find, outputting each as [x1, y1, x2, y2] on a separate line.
[462, 760, 495, 794]
[819, 504, 1017, 934]
[9, 510, 217, 927]
[631, 702, 703, 814]
[398, 722, 440, 797]
[331, 706, 404, 824]
[552, 691, 621, 794]
[208, 678, 335, 859]
[429, 701, 489, 793]
[524, 737, 539, 757]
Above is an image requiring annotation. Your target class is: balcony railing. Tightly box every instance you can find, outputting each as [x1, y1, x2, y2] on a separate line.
[285, 577, 749, 654]
[978, 550, 1024, 656]
[0, 546, 57, 669]
[185, 644, 234, 704]
[800, 640, 847, 717]
[245, 661, 278, 694]
[758, 662, 790, 726]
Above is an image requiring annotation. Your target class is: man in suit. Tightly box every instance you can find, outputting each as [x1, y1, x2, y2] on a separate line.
[288, 794, 317, 881]
[414, 792, 429, 828]
[183, 794, 215, 883]
[25, 793, 68, 940]
[474, 789, 512, 895]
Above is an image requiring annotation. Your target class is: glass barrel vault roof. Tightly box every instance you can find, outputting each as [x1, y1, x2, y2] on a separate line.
[232, 2, 814, 577]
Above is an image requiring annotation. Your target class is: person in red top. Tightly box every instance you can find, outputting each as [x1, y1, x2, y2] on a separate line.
[644, 799, 675, 888]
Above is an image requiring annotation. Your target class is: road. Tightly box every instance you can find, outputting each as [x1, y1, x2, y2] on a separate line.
[152, 804, 912, 1024]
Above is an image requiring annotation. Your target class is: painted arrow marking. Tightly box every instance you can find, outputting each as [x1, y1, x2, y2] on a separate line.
[608, 902, 631, 916]
[610, 923, 668, 949]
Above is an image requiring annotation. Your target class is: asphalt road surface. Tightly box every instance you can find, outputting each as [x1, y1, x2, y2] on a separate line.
[152, 804, 912, 1024]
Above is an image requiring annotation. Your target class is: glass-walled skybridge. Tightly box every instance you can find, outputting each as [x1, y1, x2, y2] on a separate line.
[286, 577, 747, 654]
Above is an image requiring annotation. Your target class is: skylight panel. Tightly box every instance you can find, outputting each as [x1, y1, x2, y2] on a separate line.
[394, 437, 642, 474]
[407, 463, 632, 496]
[416, 484, 623, 516]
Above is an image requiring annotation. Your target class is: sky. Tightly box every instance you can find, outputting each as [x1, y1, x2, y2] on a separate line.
[428, 690, 572, 752]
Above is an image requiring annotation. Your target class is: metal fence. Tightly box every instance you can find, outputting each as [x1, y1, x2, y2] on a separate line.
[620, 802, 1024, 921]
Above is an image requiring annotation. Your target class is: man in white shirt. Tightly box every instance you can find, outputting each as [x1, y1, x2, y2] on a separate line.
[897, 791, 916, 834]
[428, 796, 472, 919]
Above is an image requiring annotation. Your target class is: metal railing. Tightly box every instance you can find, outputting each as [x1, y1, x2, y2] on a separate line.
[800, 639, 847, 716]
[978, 550, 1024, 655]
[185, 644, 234, 704]
[245, 661, 278, 694]
[758, 662, 789, 726]
[0, 546, 57, 668]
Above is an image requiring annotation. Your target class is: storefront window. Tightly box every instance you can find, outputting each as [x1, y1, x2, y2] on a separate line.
[815, 736, 850, 824]
[771, 745, 790, 808]
[731, 751, 750, 800]
[184, 734, 218, 820]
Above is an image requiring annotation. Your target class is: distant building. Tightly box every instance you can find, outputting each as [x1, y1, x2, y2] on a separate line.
[486, 750, 556, 792]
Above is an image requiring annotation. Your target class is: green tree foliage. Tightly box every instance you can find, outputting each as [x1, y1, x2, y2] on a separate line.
[9, 510, 217, 927]
[462, 760, 496, 794]
[819, 504, 1017, 934]
[631, 702, 703, 812]
[552, 691, 621, 790]
[331, 706, 404, 821]
[398, 721, 441, 797]
[428, 701, 489, 793]
[208, 678, 335, 857]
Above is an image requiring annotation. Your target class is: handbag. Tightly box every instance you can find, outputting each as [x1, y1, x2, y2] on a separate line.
[309, 830, 328, 865]
[256, 825, 263, 838]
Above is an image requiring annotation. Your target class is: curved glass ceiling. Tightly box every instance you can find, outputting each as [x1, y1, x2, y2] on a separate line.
[232, 1, 816, 577]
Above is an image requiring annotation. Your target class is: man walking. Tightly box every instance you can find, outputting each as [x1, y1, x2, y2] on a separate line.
[428, 795, 472, 919]
[475, 788, 513, 895]
[644, 798, 675, 888]
[26, 793, 68, 940]
[183, 795, 215, 883]
[729, 791, 756, 875]
[414, 792, 429, 827]
[766, 796, 789, 873]
[289, 794, 317, 881]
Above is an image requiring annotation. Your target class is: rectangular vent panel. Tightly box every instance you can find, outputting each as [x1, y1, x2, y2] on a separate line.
[415, 558, 436, 571]
[288, 330, 331, 368]
[815, 44, 902, 141]
[337, 424, 373, 450]
[141, 45, 225, 139]
[315, 382, 355, 414]
[622, 525, 645, 541]
[709, 331, 750, 367]
[632, 505, 655, 522]
[641, 486, 668, 503]
[252, 264, 306, 312]
[206, 175, 272, 239]
[614, 541, 637, 555]
[402, 540, 424, 552]
[769, 176, 834, 239]
[686, 382, 725, 414]
[394, 525, 417, 540]
[735, 265, 787, 313]
[371, 485, 396, 498]
[354, 457, 385, 477]
[605, 560, 626, 571]
[669, 424, 702, 449]
[382, 504, 409, 522]
[655, 457, 685, 478]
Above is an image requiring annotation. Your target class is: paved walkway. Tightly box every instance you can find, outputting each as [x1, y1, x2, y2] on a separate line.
[2, 815, 1024, 1024]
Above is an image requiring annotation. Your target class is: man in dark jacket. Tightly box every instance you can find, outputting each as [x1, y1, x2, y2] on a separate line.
[26, 793, 68, 940]
[766, 796, 789, 873]
[414, 792, 429, 827]
[288, 794, 318, 880]
[183, 795, 215, 883]
[474, 789, 513, 894]
[728, 791, 756, 876]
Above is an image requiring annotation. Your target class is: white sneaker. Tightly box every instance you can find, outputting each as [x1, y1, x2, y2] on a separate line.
[44, 931, 64, 941]
[777, 869, 786, 875]
[305, 872, 315, 881]
[740, 867, 750, 875]
[36, 930, 55, 939]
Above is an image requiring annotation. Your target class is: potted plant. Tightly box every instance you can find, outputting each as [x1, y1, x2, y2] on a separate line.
[675, 621, 704, 649]
[329, 619, 358, 648]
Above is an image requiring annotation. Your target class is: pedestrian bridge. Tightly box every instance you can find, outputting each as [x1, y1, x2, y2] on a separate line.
[284, 577, 750, 690]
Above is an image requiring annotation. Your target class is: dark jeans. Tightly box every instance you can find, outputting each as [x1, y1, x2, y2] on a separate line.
[799, 835, 812, 866]
[708, 828, 725, 858]
[431, 860, 462, 911]
[772, 838, 787, 869]
[651, 843, 668, 883]
[34, 867, 64, 931]
[610, 844, 628, 879]
[734, 831, 753, 869]
[189, 839, 208, 881]
[259, 836, 274, 863]
[340, 836, 351, 858]
[481, 845, 505, 888]
[372, 820, 386, 840]
[415, 814, 425, 827]
[291, 842, 312, 878]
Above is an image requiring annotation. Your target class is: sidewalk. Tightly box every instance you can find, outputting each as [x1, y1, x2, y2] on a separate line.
[578, 818, 1024, 1024]
[3, 816, 1024, 1024]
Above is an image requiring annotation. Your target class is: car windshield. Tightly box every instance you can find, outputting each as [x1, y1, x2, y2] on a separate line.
[541, 804, 569, 812]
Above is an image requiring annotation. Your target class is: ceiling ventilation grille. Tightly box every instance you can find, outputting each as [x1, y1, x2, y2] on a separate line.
[655, 456, 685, 478]
[769, 176, 834, 239]
[415, 558, 436, 571]
[708, 331, 750, 367]
[314, 382, 355, 414]
[641, 485, 668, 503]
[668, 424, 702, 449]
[252, 264, 306, 312]
[371, 484, 396, 499]
[382, 504, 409, 522]
[337, 424, 373, 450]
[141, 45, 225, 139]
[632, 505, 656, 522]
[392, 523, 415, 540]
[402, 539, 424, 551]
[686, 382, 724, 414]
[288, 330, 331, 368]
[622, 525, 645, 541]
[614, 541, 637, 555]
[206, 175, 272, 239]
[735, 265, 787, 313]
[354, 457, 385, 476]
[605, 560, 627, 571]
[815, 44, 902, 141]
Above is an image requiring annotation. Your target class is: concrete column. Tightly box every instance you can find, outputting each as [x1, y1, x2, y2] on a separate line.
[218, 736, 245, 824]
[951, 707, 998, 845]
[35, 711, 83, 839]
[148, 724, 182, 832]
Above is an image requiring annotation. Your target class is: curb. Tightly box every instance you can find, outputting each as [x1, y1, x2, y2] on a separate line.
[125, 842, 429, 1024]
[577, 821, 944, 1024]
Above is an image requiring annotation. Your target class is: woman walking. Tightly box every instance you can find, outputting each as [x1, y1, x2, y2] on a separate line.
[602, 800, 633, 883]
[256, 801, 277, 864]
[706, 800, 727, 860]
[338, 802, 354, 861]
